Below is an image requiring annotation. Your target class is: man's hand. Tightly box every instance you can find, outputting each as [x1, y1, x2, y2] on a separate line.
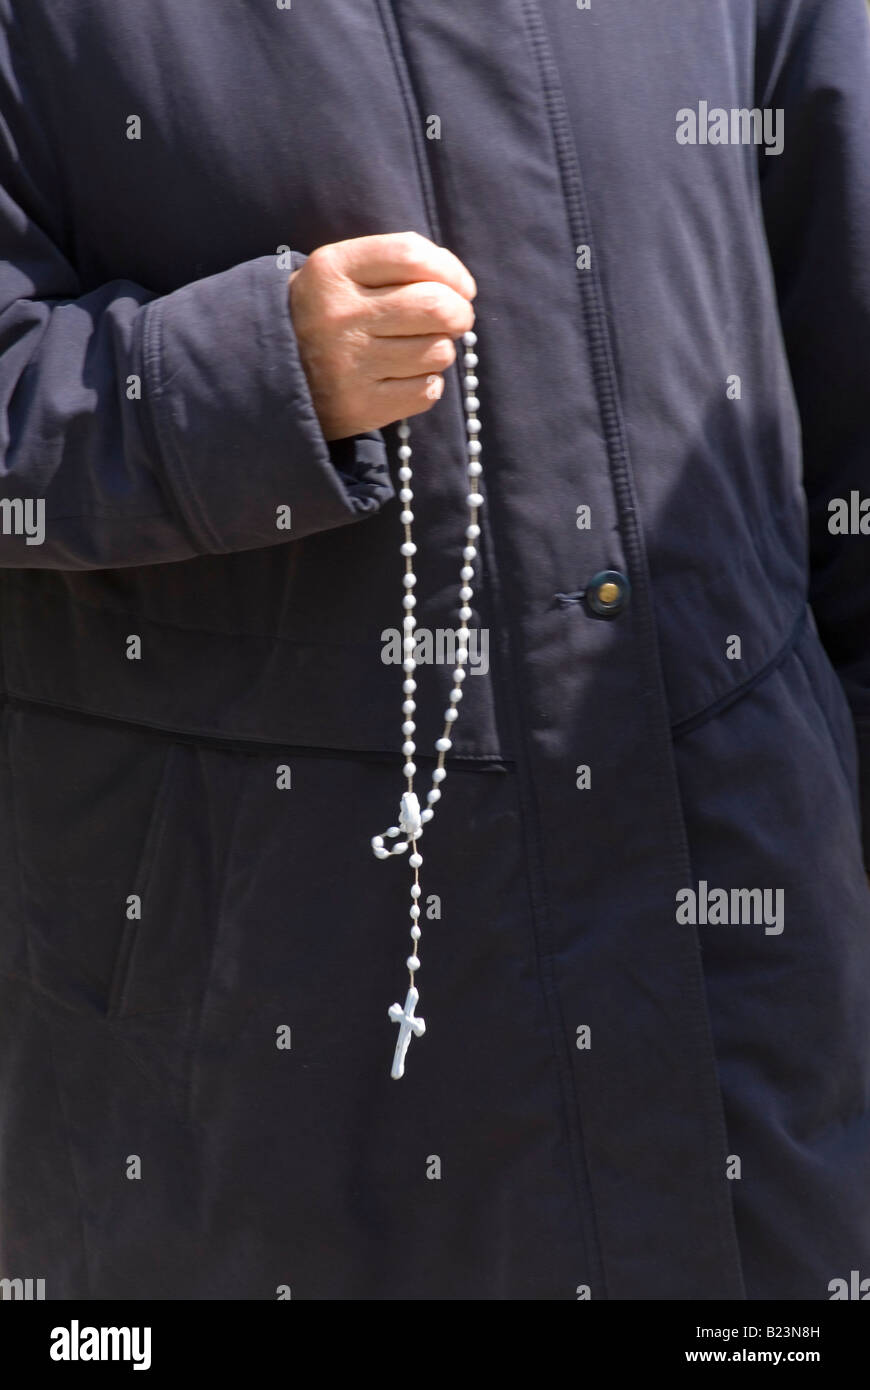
[287, 231, 477, 441]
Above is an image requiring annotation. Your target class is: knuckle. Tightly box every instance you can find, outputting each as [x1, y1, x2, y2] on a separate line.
[429, 337, 456, 370]
[394, 229, 427, 258]
[414, 285, 442, 318]
[324, 301, 352, 331]
[424, 291, 457, 330]
[387, 231, 426, 273]
[306, 243, 333, 276]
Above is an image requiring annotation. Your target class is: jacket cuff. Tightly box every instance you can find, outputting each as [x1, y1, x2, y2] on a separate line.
[140, 254, 393, 554]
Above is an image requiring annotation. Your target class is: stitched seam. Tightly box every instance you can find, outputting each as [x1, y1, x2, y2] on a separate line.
[672, 608, 807, 740]
[6, 583, 441, 649]
[105, 742, 185, 1020]
[373, 0, 444, 246]
[2, 692, 511, 764]
[521, 0, 746, 1298]
[184, 755, 255, 1125]
[376, 0, 596, 1288]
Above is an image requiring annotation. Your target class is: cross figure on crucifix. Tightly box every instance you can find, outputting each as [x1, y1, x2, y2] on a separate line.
[388, 986, 426, 1079]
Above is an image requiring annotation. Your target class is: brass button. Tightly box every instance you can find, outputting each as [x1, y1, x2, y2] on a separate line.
[586, 570, 630, 618]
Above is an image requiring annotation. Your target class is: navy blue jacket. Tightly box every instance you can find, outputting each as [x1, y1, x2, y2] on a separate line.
[0, 0, 869, 1299]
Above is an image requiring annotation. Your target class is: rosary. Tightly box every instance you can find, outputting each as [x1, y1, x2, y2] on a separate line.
[371, 329, 482, 1079]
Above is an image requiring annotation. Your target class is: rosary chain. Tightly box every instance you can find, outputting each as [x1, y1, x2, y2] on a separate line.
[373, 329, 483, 1077]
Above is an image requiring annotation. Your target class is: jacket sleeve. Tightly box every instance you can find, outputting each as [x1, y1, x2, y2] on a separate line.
[0, 19, 393, 572]
[755, 0, 870, 864]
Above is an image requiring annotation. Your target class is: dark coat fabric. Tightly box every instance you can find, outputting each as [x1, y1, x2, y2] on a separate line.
[1, 0, 869, 1301]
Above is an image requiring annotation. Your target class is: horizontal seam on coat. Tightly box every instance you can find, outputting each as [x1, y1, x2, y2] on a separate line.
[3, 585, 482, 651]
[0, 691, 512, 765]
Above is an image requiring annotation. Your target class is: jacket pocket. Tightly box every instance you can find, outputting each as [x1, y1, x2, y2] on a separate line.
[7, 705, 217, 1021]
[104, 740, 183, 1019]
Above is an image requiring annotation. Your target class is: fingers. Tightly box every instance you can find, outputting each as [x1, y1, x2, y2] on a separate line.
[331, 230, 477, 300]
[368, 333, 458, 380]
[363, 280, 476, 339]
[370, 371, 447, 422]
[288, 231, 476, 440]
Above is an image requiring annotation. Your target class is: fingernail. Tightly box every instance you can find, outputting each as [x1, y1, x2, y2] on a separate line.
[463, 276, 477, 299]
[426, 375, 444, 400]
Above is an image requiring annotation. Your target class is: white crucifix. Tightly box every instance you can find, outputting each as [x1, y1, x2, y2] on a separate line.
[388, 986, 426, 1079]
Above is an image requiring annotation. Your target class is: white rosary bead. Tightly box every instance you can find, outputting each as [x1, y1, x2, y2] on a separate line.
[459, 607, 472, 621]
[465, 396, 480, 413]
[410, 905, 420, 920]
[468, 440, 482, 456]
[410, 884, 421, 898]
[403, 678, 416, 693]
[427, 787, 441, 803]
[402, 741, 416, 757]
[400, 541, 416, 557]
[444, 708, 458, 723]
[463, 546, 476, 561]
[402, 595, 415, 610]
[402, 701, 415, 717]
[464, 375, 479, 391]
[403, 573, 416, 588]
[432, 767, 446, 783]
[400, 510, 414, 525]
[466, 420, 482, 436]
[453, 668, 466, 683]
[460, 566, 474, 581]
[403, 761, 416, 778]
[459, 586, 473, 601]
[399, 488, 413, 503]
[398, 465, 412, 482]
[466, 524, 480, 539]
[463, 352, 478, 370]
[435, 737, 452, 752]
[397, 422, 411, 440]
[407, 956, 420, 972]
[402, 721, 415, 736]
[403, 659, 416, 673]
[411, 925, 421, 940]
[398, 445, 412, 461]
[409, 852, 422, 868]
[449, 688, 462, 704]
[468, 461, 482, 477]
